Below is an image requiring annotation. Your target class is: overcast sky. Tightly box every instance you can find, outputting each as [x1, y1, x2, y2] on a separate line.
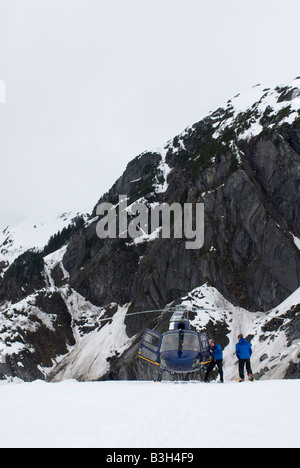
[1, 0, 300, 227]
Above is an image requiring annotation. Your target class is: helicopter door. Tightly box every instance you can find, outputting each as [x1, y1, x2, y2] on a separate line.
[199, 333, 210, 363]
[138, 329, 162, 366]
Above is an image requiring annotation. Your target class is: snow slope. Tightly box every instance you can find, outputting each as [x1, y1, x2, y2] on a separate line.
[2, 277, 297, 383]
[211, 78, 300, 141]
[180, 284, 300, 381]
[0, 379, 299, 448]
[0, 211, 86, 274]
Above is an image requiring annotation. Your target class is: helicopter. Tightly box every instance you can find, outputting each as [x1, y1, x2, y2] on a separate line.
[137, 306, 212, 382]
[95, 303, 214, 382]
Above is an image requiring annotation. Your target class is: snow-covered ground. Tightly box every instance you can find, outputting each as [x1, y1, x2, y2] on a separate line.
[0, 379, 299, 448]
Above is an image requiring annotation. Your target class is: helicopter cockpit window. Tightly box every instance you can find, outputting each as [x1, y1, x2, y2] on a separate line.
[161, 332, 200, 352]
[199, 333, 209, 353]
[144, 333, 159, 349]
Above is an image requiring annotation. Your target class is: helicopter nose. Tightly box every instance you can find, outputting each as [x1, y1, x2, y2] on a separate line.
[160, 351, 199, 372]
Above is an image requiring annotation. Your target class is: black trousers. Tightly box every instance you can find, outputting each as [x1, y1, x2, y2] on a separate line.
[238, 358, 253, 379]
[205, 359, 223, 382]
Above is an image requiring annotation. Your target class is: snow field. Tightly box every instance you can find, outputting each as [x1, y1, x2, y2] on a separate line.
[0, 379, 299, 448]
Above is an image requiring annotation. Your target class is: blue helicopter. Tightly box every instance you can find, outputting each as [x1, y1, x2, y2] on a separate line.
[138, 306, 211, 382]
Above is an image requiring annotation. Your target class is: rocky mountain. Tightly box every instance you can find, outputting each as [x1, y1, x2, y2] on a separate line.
[0, 78, 300, 382]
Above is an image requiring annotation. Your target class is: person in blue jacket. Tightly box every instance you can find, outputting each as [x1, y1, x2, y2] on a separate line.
[204, 339, 224, 383]
[236, 334, 254, 381]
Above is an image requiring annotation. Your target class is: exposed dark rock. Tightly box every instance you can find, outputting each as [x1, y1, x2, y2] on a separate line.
[0, 291, 75, 381]
[0, 250, 46, 303]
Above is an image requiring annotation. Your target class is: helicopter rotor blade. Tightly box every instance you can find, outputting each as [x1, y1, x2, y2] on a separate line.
[96, 308, 170, 324]
[95, 305, 232, 324]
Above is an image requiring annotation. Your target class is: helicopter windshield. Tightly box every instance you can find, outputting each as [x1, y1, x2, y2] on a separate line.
[161, 332, 200, 353]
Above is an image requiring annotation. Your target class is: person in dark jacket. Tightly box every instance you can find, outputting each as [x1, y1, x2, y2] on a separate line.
[236, 334, 254, 381]
[204, 340, 224, 383]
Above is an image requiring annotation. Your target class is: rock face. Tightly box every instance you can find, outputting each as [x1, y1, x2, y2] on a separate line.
[0, 79, 300, 382]
[63, 118, 300, 335]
